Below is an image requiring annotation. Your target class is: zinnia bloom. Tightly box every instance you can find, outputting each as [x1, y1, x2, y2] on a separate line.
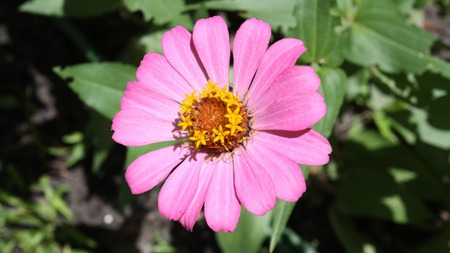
[112, 16, 332, 232]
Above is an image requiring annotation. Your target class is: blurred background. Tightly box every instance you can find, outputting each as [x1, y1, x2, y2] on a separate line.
[1, 0, 449, 252]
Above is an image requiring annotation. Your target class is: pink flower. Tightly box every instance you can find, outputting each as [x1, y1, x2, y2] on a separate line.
[112, 16, 331, 232]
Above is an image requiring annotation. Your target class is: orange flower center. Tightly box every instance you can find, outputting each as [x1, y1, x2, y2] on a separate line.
[178, 80, 249, 154]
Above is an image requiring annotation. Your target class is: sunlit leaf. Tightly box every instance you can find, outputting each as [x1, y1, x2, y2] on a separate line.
[289, 0, 345, 66]
[54, 62, 136, 120]
[19, 0, 120, 17]
[123, 0, 186, 26]
[346, 0, 450, 79]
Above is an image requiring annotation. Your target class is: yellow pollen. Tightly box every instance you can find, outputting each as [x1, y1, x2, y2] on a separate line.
[177, 80, 250, 154]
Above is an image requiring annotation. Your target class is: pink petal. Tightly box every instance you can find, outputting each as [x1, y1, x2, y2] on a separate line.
[112, 109, 178, 146]
[233, 148, 276, 215]
[204, 160, 241, 232]
[162, 26, 208, 91]
[252, 91, 326, 131]
[255, 129, 331, 166]
[158, 153, 205, 221]
[193, 16, 230, 87]
[179, 161, 215, 231]
[247, 38, 306, 108]
[125, 146, 187, 194]
[245, 137, 306, 201]
[120, 81, 180, 121]
[136, 53, 194, 102]
[251, 66, 321, 110]
[232, 18, 271, 95]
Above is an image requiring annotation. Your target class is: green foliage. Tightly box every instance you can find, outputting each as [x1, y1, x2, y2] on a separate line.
[0, 176, 94, 253]
[123, 0, 192, 27]
[289, 0, 345, 66]
[19, 0, 120, 18]
[345, 0, 450, 78]
[54, 62, 136, 120]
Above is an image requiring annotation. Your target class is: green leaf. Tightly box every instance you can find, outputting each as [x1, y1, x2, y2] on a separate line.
[19, 0, 120, 18]
[196, 0, 297, 33]
[346, 0, 450, 79]
[216, 208, 272, 253]
[312, 67, 347, 138]
[54, 62, 136, 120]
[289, 0, 344, 66]
[123, 0, 186, 25]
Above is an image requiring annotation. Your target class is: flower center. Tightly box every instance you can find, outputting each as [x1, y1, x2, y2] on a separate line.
[178, 80, 249, 154]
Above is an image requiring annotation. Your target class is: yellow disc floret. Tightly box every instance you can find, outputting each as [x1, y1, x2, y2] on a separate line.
[177, 80, 249, 154]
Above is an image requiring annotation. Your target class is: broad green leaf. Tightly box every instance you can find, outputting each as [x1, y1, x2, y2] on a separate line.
[289, 0, 344, 66]
[54, 62, 136, 120]
[19, 0, 120, 17]
[123, 0, 186, 26]
[346, 0, 450, 79]
[195, 0, 297, 33]
[329, 206, 380, 253]
[269, 166, 310, 253]
[216, 208, 272, 253]
[312, 67, 347, 138]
